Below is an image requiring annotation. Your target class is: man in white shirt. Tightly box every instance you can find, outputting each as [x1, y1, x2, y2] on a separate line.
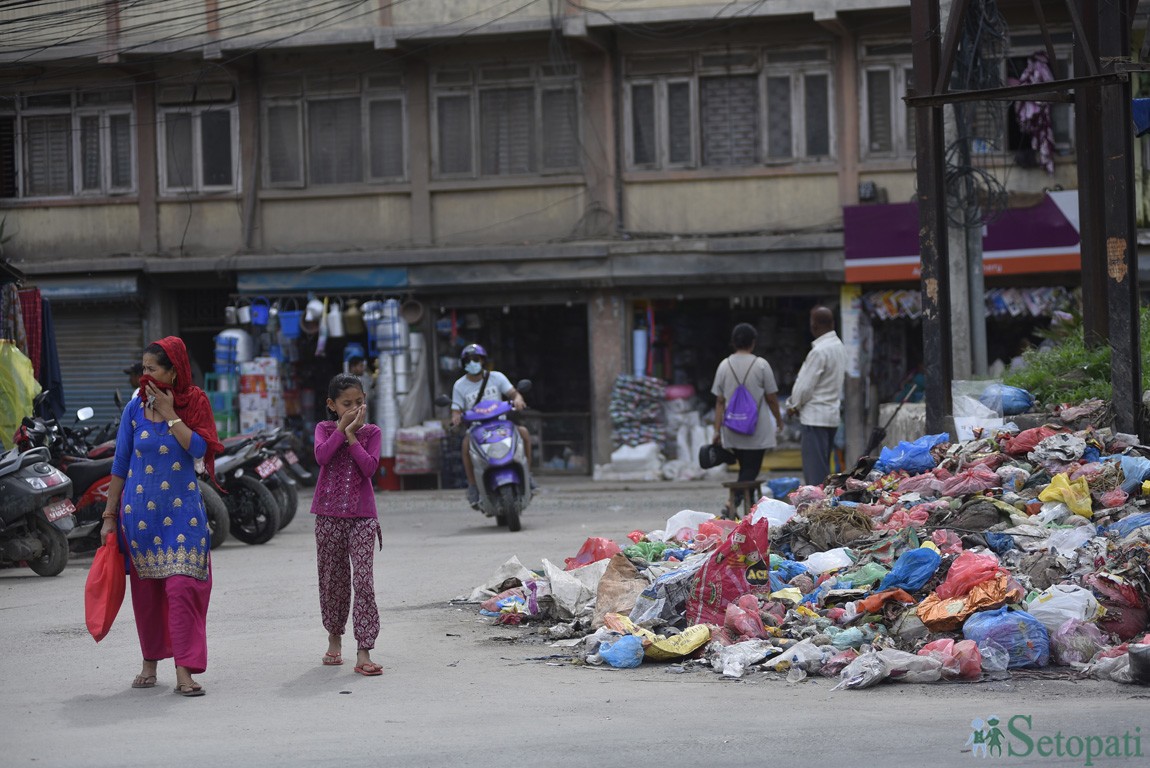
[786, 306, 847, 486]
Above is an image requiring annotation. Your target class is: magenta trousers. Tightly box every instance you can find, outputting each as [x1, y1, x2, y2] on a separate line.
[129, 561, 211, 674]
[315, 515, 380, 650]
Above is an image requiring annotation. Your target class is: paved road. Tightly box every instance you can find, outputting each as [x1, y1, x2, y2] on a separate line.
[2, 478, 1146, 768]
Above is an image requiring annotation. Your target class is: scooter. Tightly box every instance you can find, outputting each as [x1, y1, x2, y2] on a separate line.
[0, 444, 75, 576]
[437, 380, 534, 531]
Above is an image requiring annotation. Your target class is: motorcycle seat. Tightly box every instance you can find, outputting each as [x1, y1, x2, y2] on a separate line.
[64, 457, 114, 490]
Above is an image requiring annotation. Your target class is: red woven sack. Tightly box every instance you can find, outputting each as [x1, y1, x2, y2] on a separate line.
[85, 532, 126, 642]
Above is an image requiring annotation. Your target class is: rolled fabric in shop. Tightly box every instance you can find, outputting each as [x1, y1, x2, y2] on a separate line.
[393, 353, 410, 374]
[395, 372, 410, 394]
[409, 331, 425, 351]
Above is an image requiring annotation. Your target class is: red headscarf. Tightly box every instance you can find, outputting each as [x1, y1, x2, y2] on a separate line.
[139, 336, 224, 484]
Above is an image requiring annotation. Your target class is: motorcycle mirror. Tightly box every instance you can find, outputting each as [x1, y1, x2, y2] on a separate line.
[434, 394, 451, 408]
[76, 407, 94, 422]
[515, 379, 532, 395]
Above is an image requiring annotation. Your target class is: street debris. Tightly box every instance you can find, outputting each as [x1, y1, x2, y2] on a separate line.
[458, 416, 1150, 687]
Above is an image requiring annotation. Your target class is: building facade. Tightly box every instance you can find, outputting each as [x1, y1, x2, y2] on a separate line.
[0, 1, 1127, 467]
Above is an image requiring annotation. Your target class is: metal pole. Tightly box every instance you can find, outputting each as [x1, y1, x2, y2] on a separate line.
[912, 0, 955, 436]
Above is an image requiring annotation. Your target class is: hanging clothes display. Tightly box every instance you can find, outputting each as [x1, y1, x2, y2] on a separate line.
[1, 283, 27, 353]
[0, 341, 39, 450]
[17, 287, 41, 377]
[38, 297, 65, 421]
[1015, 51, 1056, 175]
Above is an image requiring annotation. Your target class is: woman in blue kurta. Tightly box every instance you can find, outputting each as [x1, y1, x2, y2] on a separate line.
[100, 336, 222, 697]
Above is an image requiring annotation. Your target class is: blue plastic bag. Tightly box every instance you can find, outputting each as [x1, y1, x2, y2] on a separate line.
[876, 547, 941, 593]
[768, 477, 801, 500]
[599, 635, 645, 669]
[1109, 512, 1150, 539]
[1106, 454, 1150, 494]
[984, 532, 1017, 555]
[980, 383, 1035, 416]
[963, 606, 1050, 668]
[874, 433, 949, 475]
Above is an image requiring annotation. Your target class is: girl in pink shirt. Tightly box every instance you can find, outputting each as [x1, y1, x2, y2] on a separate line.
[312, 374, 383, 676]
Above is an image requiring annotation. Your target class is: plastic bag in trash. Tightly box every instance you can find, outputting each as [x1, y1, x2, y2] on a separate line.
[981, 383, 1035, 416]
[977, 639, 1011, 680]
[1051, 619, 1108, 666]
[963, 606, 1050, 668]
[936, 551, 1002, 599]
[802, 547, 854, 575]
[1109, 512, 1150, 539]
[767, 477, 801, 500]
[1025, 584, 1100, 635]
[832, 649, 942, 690]
[1107, 454, 1150, 494]
[1038, 473, 1093, 518]
[750, 497, 797, 527]
[599, 634, 645, 668]
[712, 639, 776, 678]
[877, 547, 942, 592]
[564, 536, 622, 570]
[918, 638, 982, 680]
[874, 433, 949, 475]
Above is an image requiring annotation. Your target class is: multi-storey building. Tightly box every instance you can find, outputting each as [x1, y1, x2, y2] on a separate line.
[0, 1, 1130, 469]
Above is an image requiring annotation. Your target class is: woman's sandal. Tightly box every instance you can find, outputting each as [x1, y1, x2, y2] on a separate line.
[131, 674, 157, 689]
[354, 661, 383, 676]
[322, 651, 343, 666]
[174, 682, 205, 697]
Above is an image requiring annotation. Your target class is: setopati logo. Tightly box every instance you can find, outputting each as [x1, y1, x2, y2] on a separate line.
[965, 715, 1143, 766]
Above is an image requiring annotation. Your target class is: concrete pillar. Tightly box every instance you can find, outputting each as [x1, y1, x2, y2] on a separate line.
[587, 289, 626, 465]
[407, 61, 433, 245]
[135, 78, 159, 254]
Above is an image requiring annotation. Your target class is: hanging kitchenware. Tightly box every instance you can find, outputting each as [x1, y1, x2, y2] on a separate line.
[305, 294, 325, 322]
[249, 296, 270, 327]
[326, 298, 345, 338]
[236, 297, 253, 325]
[224, 301, 238, 326]
[342, 298, 366, 335]
[279, 297, 303, 339]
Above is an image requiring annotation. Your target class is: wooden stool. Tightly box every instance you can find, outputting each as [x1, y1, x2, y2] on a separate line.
[722, 480, 761, 520]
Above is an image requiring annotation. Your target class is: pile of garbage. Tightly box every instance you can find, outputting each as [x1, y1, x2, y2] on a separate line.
[461, 420, 1150, 688]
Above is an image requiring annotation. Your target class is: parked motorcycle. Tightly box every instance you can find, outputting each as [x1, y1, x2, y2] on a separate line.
[213, 436, 281, 544]
[436, 380, 534, 531]
[0, 444, 75, 576]
[16, 401, 228, 550]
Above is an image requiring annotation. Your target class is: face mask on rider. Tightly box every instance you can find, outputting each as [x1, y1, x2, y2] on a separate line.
[464, 360, 483, 375]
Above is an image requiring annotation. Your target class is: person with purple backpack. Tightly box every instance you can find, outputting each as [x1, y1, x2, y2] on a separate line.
[711, 323, 784, 518]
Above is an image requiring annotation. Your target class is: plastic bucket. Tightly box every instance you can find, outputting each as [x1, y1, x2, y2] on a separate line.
[279, 298, 302, 339]
[250, 296, 270, 326]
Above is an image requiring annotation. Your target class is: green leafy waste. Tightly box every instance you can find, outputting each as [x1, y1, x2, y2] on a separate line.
[1003, 306, 1150, 407]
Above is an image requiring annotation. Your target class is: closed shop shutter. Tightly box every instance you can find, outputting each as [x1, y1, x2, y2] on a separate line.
[53, 304, 143, 425]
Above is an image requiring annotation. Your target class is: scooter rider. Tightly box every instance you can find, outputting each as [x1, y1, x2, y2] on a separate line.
[450, 343, 533, 507]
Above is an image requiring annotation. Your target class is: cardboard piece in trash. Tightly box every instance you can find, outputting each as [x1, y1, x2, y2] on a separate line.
[592, 554, 650, 629]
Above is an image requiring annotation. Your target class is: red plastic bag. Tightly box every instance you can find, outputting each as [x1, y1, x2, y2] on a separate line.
[919, 638, 982, 680]
[85, 533, 126, 642]
[564, 536, 621, 570]
[1085, 573, 1149, 641]
[685, 517, 770, 626]
[935, 551, 1002, 599]
[1003, 426, 1063, 456]
[723, 594, 766, 639]
[939, 465, 1000, 497]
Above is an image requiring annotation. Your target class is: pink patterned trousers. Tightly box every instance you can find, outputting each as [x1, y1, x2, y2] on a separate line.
[314, 515, 380, 650]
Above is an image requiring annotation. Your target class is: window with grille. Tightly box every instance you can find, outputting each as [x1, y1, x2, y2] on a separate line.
[263, 74, 405, 188]
[159, 105, 237, 193]
[624, 48, 833, 170]
[860, 46, 916, 160]
[432, 64, 581, 178]
[0, 89, 135, 199]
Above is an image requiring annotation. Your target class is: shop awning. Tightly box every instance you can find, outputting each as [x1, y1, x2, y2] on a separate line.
[237, 266, 408, 293]
[36, 273, 139, 302]
[844, 190, 1080, 283]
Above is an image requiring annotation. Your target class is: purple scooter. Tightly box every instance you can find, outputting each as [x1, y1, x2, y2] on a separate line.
[439, 380, 533, 531]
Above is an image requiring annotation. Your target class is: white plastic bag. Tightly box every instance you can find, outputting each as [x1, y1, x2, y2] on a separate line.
[750, 497, 797, 527]
[802, 547, 854, 574]
[712, 639, 776, 678]
[1025, 584, 1100, 634]
[649, 509, 715, 542]
[767, 638, 825, 672]
[1045, 524, 1097, 556]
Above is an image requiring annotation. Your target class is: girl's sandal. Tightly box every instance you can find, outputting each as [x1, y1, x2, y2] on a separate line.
[322, 651, 343, 666]
[354, 661, 383, 676]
